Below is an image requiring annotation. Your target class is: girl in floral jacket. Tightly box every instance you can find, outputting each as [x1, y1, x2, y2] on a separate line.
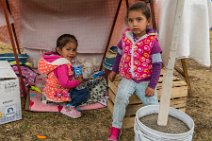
[107, 2, 162, 140]
[38, 34, 89, 118]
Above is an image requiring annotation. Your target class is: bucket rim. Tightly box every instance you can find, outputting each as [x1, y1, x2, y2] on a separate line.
[135, 105, 194, 137]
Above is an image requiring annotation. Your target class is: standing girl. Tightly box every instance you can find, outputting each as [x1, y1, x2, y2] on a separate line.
[107, 2, 162, 140]
[38, 34, 89, 118]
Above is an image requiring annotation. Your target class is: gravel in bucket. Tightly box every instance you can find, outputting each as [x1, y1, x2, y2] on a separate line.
[139, 114, 189, 134]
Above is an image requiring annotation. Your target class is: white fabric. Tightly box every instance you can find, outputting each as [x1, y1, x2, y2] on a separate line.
[51, 58, 70, 65]
[159, 0, 212, 67]
[20, 0, 118, 53]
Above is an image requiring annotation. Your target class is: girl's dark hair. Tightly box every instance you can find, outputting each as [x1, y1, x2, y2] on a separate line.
[126, 2, 151, 20]
[56, 34, 78, 51]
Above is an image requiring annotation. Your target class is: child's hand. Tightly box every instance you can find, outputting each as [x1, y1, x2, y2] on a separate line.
[145, 87, 155, 97]
[108, 71, 116, 82]
[76, 75, 83, 83]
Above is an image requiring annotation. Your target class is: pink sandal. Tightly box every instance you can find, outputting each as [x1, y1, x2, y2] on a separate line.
[60, 106, 81, 118]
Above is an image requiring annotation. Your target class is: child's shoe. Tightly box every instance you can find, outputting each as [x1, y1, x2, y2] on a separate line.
[107, 127, 121, 141]
[60, 106, 81, 118]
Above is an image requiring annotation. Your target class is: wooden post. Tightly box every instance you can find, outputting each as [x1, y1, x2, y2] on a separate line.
[100, 0, 122, 70]
[149, 0, 157, 30]
[5, 0, 21, 54]
[0, 0, 27, 97]
[175, 59, 191, 95]
[181, 59, 191, 92]
[157, 0, 185, 126]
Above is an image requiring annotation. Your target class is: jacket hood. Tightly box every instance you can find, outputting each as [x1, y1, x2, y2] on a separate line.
[38, 52, 70, 74]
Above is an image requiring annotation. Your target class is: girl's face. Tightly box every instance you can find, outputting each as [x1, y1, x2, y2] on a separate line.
[57, 42, 77, 62]
[127, 10, 149, 37]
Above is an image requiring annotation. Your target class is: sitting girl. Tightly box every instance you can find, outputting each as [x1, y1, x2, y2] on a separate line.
[38, 34, 89, 118]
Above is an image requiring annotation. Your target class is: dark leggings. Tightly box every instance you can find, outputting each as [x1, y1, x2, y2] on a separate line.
[67, 88, 89, 107]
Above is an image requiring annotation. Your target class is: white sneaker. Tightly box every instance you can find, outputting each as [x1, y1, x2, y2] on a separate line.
[60, 106, 81, 118]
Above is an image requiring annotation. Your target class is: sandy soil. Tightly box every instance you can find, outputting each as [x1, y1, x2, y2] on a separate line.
[183, 60, 212, 141]
[0, 59, 211, 141]
[139, 114, 190, 134]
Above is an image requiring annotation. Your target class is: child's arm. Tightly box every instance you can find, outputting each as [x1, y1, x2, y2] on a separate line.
[146, 39, 162, 96]
[109, 40, 122, 82]
[54, 64, 80, 88]
[111, 40, 122, 74]
[146, 62, 162, 96]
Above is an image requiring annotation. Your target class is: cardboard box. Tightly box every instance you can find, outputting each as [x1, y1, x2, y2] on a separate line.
[0, 61, 22, 125]
[210, 30, 212, 63]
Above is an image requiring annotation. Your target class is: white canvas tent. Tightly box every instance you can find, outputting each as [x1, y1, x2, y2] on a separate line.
[159, 0, 212, 67]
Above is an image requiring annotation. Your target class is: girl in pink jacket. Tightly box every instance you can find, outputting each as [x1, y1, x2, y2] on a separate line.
[38, 34, 89, 118]
[107, 2, 162, 140]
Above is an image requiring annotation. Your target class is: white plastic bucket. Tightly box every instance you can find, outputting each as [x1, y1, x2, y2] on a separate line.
[134, 105, 194, 141]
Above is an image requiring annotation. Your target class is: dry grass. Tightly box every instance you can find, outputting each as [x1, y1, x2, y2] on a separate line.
[0, 103, 134, 141]
[0, 59, 212, 141]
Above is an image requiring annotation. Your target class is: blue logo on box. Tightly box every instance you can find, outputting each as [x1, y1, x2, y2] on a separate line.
[5, 106, 15, 117]
[73, 65, 82, 77]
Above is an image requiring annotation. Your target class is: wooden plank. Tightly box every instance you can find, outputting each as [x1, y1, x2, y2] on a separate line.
[107, 99, 138, 128]
[114, 80, 119, 87]
[109, 83, 188, 99]
[108, 81, 188, 107]
[109, 88, 186, 114]
[107, 100, 114, 114]
[169, 97, 187, 105]
[111, 76, 186, 91]
[181, 59, 191, 94]
[108, 89, 142, 116]
[108, 89, 116, 103]
[123, 117, 135, 128]
[125, 104, 143, 117]
[129, 95, 142, 104]
[112, 68, 184, 85]
[157, 86, 188, 98]
[160, 68, 166, 75]
[108, 98, 142, 116]
[178, 108, 186, 112]
[157, 80, 187, 89]
[108, 80, 118, 94]
[112, 77, 186, 89]
[109, 89, 187, 106]
[158, 75, 180, 83]
[108, 86, 142, 105]
[171, 102, 186, 108]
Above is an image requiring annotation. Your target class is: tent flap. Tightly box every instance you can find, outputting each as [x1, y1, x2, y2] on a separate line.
[20, 0, 119, 53]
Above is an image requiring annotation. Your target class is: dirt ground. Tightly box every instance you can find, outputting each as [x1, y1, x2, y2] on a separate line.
[183, 60, 212, 141]
[0, 59, 211, 141]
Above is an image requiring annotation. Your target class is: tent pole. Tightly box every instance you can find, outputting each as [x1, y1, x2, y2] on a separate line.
[0, 0, 27, 97]
[100, 0, 122, 70]
[125, 0, 129, 8]
[157, 0, 185, 126]
[151, 0, 192, 95]
[181, 59, 191, 92]
[149, 0, 157, 30]
[5, 0, 21, 54]
[175, 59, 191, 95]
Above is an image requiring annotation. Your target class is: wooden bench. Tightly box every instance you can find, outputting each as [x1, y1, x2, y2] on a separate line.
[107, 69, 188, 128]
